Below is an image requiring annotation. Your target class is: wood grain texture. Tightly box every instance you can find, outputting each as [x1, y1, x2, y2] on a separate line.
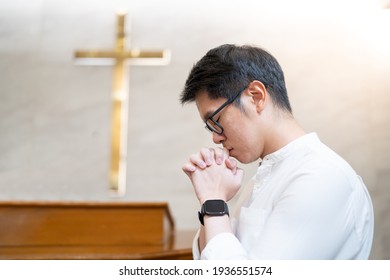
[0, 201, 194, 260]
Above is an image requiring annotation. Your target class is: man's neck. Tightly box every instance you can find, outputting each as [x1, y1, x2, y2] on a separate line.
[261, 116, 306, 158]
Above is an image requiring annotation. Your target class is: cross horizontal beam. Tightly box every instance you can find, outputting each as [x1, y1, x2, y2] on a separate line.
[75, 49, 169, 59]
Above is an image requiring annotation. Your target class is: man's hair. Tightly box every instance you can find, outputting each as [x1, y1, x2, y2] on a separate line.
[180, 44, 292, 113]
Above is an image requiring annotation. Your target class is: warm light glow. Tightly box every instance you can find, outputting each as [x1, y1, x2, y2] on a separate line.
[359, 9, 390, 56]
[112, 90, 126, 102]
[241, 0, 387, 12]
[378, 0, 390, 8]
[116, 8, 128, 16]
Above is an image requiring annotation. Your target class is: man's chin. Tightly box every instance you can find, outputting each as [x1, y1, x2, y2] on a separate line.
[230, 154, 246, 164]
[232, 153, 258, 164]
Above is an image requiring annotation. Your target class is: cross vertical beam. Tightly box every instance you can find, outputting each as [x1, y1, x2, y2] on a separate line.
[110, 13, 128, 195]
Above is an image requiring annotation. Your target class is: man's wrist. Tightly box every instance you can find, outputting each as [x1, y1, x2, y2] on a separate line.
[199, 196, 227, 205]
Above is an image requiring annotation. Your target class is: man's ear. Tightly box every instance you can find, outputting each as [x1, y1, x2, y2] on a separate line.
[246, 80, 267, 113]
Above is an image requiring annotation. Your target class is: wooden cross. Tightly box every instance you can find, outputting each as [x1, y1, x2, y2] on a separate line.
[74, 12, 170, 196]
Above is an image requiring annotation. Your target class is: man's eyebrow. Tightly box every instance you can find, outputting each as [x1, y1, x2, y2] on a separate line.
[203, 111, 214, 122]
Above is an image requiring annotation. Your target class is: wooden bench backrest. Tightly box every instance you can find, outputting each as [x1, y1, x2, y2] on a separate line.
[0, 201, 174, 247]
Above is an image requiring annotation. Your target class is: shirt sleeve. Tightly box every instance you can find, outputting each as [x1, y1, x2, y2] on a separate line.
[192, 229, 201, 260]
[247, 166, 363, 259]
[192, 229, 248, 260]
[200, 233, 247, 259]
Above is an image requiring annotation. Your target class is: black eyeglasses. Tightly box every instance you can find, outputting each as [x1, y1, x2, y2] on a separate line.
[205, 86, 247, 135]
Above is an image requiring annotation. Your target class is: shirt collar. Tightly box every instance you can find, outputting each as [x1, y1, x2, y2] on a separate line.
[259, 132, 319, 165]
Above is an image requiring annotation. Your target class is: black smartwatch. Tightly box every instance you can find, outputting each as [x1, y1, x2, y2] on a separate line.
[198, 199, 229, 225]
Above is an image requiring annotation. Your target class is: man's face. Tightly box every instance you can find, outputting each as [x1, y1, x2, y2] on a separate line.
[195, 90, 264, 164]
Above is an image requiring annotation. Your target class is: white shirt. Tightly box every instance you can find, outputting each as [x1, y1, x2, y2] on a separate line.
[193, 133, 374, 259]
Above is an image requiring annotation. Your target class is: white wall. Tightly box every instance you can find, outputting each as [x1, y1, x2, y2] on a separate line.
[0, 0, 389, 259]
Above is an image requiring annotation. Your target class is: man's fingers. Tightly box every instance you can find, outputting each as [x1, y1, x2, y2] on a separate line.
[185, 147, 231, 175]
[189, 153, 207, 169]
[214, 147, 226, 165]
[200, 148, 213, 166]
[225, 157, 238, 174]
[182, 162, 197, 177]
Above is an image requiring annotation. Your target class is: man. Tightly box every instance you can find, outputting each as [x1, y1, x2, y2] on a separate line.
[180, 44, 374, 259]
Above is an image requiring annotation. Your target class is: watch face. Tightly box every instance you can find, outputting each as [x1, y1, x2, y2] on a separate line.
[204, 200, 226, 214]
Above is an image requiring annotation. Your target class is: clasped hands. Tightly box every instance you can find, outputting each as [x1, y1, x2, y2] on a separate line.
[182, 147, 244, 204]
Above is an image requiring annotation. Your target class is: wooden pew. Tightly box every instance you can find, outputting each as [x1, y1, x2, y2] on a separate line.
[0, 201, 194, 259]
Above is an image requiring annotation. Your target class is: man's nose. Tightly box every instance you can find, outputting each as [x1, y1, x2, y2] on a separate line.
[212, 132, 226, 144]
